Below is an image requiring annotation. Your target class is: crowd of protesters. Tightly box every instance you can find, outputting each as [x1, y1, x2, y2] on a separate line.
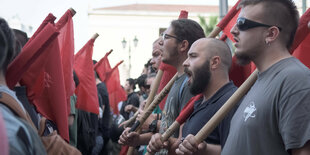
[1, 0, 310, 155]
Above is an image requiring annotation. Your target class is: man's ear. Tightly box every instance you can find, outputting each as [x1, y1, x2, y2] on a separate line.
[178, 40, 189, 54]
[210, 56, 221, 70]
[265, 26, 280, 44]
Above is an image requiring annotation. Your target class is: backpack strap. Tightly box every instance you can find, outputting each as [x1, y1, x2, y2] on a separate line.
[0, 92, 36, 130]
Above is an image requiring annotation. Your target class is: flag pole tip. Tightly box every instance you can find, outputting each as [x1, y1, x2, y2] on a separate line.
[92, 33, 99, 40]
[69, 8, 76, 16]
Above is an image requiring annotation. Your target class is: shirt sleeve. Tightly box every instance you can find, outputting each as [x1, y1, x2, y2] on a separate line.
[279, 88, 310, 150]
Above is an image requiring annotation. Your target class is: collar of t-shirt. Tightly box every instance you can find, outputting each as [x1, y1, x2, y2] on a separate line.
[194, 81, 235, 109]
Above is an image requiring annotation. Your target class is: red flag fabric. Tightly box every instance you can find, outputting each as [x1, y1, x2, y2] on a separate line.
[74, 39, 99, 114]
[105, 60, 127, 114]
[56, 9, 76, 113]
[291, 9, 310, 68]
[221, 9, 240, 42]
[291, 8, 310, 53]
[6, 14, 56, 89]
[217, 0, 241, 41]
[94, 50, 112, 81]
[176, 94, 203, 124]
[7, 13, 69, 141]
[215, 0, 254, 87]
[178, 10, 188, 19]
[25, 14, 57, 48]
[19, 22, 69, 141]
[158, 63, 177, 110]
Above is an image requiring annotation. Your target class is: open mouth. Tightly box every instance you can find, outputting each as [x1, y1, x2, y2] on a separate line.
[233, 37, 239, 43]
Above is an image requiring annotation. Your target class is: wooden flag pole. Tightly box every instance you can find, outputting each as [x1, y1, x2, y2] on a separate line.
[126, 73, 177, 155]
[124, 69, 163, 128]
[91, 33, 99, 40]
[195, 70, 257, 142]
[69, 8, 76, 16]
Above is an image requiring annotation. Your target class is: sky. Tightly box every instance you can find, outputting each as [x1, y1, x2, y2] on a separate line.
[0, 0, 242, 51]
[0, 0, 308, 81]
[0, 0, 306, 50]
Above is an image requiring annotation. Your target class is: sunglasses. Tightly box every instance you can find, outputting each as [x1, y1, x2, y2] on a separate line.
[162, 33, 182, 41]
[236, 17, 282, 31]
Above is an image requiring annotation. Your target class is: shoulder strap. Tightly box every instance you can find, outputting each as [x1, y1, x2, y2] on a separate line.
[0, 92, 37, 130]
[178, 76, 188, 102]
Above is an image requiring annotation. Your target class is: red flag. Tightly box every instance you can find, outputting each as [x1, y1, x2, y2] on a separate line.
[19, 23, 69, 141]
[105, 60, 127, 114]
[56, 9, 76, 112]
[217, 0, 241, 41]
[215, 0, 254, 87]
[74, 38, 99, 114]
[25, 14, 57, 48]
[7, 13, 69, 141]
[178, 10, 188, 19]
[291, 8, 310, 68]
[94, 50, 112, 81]
[158, 63, 177, 110]
[6, 14, 56, 89]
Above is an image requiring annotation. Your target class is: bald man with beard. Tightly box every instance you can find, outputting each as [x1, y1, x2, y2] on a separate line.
[147, 38, 238, 154]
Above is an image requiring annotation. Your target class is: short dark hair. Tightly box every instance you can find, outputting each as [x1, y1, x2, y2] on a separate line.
[13, 29, 28, 47]
[0, 18, 16, 73]
[126, 78, 136, 90]
[137, 74, 147, 88]
[94, 71, 100, 80]
[13, 29, 28, 59]
[92, 60, 98, 65]
[239, 0, 299, 49]
[73, 70, 80, 87]
[171, 19, 205, 49]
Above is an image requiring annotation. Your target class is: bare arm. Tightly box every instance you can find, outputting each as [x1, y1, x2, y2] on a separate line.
[292, 141, 310, 155]
[175, 134, 221, 155]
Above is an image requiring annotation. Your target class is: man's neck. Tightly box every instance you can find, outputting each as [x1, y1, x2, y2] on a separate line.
[127, 90, 133, 95]
[0, 73, 7, 86]
[175, 55, 187, 77]
[202, 75, 229, 103]
[254, 46, 292, 72]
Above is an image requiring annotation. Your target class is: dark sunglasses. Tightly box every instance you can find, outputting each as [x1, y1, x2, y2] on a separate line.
[236, 17, 282, 31]
[162, 33, 182, 41]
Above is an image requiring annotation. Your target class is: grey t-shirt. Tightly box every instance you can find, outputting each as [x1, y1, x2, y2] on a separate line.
[222, 57, 310, 155]
[157, 74, 193, 155]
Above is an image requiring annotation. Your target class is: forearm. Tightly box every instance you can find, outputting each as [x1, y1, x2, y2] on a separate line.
[138, 132, 154, 145]
[206, 143, 221, 155]
[168, 137, 180, 155]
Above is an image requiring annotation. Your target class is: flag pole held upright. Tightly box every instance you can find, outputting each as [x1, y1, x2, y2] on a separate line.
[124, 69, 163, 128]
[195, 70, 258, 142]
[92, 33, 99, 40]
[69, 8, 76, 16]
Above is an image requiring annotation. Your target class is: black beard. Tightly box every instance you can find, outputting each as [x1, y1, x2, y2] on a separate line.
[235, 52, 252, 65]
[188, 60, 211, 95]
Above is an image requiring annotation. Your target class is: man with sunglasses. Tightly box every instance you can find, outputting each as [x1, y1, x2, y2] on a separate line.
[118, 19, 205, 154]
[176, 0, 310, 155]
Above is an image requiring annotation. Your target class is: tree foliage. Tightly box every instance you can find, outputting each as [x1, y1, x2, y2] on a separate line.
[198, 15, 218, 37]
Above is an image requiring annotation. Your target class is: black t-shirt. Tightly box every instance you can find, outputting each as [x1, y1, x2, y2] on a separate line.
[182, 82, 238, 147]
[96, 82, 110, 137]
[14, 86, 39, 129]
[120, 92, 140, 120]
